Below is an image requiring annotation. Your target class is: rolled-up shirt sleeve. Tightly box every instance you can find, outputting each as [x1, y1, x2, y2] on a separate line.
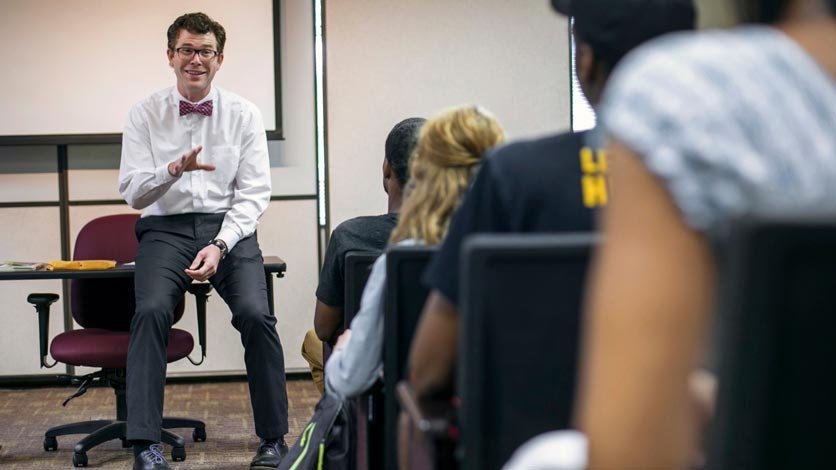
[601, 34, 756, 237]
[118, 105, 180, 210]
[216, 106, 272, 250]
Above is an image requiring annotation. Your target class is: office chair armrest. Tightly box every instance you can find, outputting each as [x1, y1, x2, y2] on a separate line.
[396, 381, 458, 469]
[27, 293, 60, 368]
[396, 381, 454, 439]
[186, 283, 213, 364]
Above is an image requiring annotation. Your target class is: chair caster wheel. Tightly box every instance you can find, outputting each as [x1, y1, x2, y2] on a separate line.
[120, 437, 131, 448]
[172, 446, 186, 462]
[73, 451, 88, 467]
[43, 436, 58, 451]
[193, 427, 207, 442]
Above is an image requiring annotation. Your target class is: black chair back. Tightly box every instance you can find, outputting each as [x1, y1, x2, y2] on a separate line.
[344, 251, 380, 327]
[383, 244, 437, 470]
[344, 250, 382, 470]
[458, 233, 598, 470]
[708, 215, 836, 470]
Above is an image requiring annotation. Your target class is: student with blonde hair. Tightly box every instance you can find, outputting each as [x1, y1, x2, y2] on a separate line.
[324, 105, 505, 400]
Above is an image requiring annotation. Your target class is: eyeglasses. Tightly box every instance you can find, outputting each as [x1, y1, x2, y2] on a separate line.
[173, 47, 220, 60]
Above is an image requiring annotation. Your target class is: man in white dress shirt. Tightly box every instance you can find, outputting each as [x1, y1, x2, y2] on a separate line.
[118, 12, 287, 470]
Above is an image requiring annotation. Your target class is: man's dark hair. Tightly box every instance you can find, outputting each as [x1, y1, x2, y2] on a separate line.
[554, 0, 696, 74]
[736, 0, 835, 22]
[735, 0, 792, 22]
[167, 12, 227, 54]
[385, 117, 425, 188]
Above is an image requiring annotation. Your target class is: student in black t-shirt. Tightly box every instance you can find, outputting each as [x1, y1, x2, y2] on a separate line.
[408, 0, 696, 402]
[301, 117, 424, 393]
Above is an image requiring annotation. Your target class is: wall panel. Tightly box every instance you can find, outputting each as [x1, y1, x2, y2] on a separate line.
[325, 0, 571, 227]
[0, 147, 58, 202]
[0, 207, 63, 376]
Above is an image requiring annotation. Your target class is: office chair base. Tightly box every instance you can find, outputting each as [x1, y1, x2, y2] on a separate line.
[73, 451, 87, 467]
[44, 416, 201, 466]
[161, 416, 207, 442]
[43, 435, 57, 451]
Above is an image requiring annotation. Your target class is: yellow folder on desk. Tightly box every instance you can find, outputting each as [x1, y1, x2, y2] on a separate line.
[46, 260, 117, 271]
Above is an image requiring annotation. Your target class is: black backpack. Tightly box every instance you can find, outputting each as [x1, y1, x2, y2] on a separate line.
[279, 393, 355, 470]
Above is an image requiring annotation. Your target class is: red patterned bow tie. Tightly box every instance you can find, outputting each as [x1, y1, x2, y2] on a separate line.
[179, 100, 213, 116]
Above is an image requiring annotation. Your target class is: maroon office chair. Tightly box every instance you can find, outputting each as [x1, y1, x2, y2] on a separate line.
[27, 214, 208, 467]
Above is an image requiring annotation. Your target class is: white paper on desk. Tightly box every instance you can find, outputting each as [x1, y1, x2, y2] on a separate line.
[123, 262, 135, 266]
[0, 261, 42, 271]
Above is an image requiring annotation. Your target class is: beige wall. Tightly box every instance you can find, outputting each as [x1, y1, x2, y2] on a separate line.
[0, 207, 63, 375]
[325, 0, 572, 227]
[696, 0, 739, 28]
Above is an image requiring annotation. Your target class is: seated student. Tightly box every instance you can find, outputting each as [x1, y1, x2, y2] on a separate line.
[301, 117, 425, 394]
[576, 0, 836, 467]
[325, 105, 505, 400]
[408, 0, 696, 402]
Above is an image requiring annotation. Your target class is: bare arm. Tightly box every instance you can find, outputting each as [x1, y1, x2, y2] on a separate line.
[576, 140, 715, 469]
[408, 291, 459, 401]
[314, 300, 344, 344]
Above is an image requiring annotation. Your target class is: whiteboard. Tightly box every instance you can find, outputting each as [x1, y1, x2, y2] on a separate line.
[0, 0, 277, 138]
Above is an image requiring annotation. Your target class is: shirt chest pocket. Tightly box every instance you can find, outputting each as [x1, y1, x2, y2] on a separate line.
[203, 145, 240, 190]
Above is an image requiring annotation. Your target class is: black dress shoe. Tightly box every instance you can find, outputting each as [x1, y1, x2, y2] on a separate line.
[250, 438, 289, 469]
[133, 444, 171, 470]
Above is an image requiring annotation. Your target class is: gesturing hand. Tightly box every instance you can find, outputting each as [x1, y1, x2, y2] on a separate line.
[185, 244, 222, 282]
[168, 146, 216, 177]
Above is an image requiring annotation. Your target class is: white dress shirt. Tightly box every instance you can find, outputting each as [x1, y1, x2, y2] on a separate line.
[118, 86, 271, 251]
